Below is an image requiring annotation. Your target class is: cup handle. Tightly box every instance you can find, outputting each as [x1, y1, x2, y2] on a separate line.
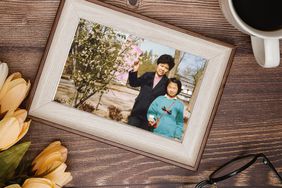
[251, 36, 280, 68]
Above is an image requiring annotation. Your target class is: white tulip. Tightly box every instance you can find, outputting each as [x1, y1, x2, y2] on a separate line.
[0, 62, 8, 90]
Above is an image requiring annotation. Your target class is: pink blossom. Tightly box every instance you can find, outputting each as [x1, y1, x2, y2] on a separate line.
[115, 45, 143, 85]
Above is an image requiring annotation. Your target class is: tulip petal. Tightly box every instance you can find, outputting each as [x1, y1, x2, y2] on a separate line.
[0, 117, 21, 150]
[44, 163, 72, 187]
[15, 120, 31, 143]
[0, 82, 28, 113]
[32, 141, 66, 165]
[14, 109, 27, 124]
[22, 178, 55, 188]
[33, 151, 65, 176]
[61, 172, 73, 187]
[6, 78, 27, 91]
[5, 109, 27, 124]
[32, 141, 68, 176]
[52, 172, 73, 187]
[10, 72, 22, 80]
[32, 141, 61, 163]
[0, 63, 8, 90]
[0, 72, 22, 101]
[3, 110, 15, 119]
[4, 184, 21, 188]
[0, 80, 9, 102]
[24, 80, 31, 99]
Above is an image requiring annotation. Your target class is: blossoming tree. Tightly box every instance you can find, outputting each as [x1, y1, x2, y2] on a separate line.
[66, 19, 142, 109]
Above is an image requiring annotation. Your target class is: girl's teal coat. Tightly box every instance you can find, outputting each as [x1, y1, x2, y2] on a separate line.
[147, 95, 184, 139]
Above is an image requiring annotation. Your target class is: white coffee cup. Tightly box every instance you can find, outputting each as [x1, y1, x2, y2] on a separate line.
[218, 0, 282, 68]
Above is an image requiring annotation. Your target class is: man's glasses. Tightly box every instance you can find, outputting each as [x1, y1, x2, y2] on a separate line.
[195, 153, 282, 187]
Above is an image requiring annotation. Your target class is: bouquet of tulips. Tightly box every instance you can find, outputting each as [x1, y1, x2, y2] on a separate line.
[0, 62, 72, 188]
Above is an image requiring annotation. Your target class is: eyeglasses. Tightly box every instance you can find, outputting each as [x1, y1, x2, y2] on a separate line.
[195, 153, 282, 187]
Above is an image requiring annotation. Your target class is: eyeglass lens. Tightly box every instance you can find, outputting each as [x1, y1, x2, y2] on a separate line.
[211, 155, 254, 179]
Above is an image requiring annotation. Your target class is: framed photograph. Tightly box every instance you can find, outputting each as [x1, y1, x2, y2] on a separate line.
[28, 0, 235, 170]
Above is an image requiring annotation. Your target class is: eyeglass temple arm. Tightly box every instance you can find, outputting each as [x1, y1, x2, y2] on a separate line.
[259, 153, 282, 183]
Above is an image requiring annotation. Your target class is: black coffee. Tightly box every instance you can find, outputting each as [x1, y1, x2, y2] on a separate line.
[232, 0, 282, 31]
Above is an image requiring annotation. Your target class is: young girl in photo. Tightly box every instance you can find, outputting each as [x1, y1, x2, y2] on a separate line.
[147, 77, 184, 140]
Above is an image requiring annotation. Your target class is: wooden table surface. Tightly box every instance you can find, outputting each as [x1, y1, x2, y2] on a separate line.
[1, 0, 282, 187]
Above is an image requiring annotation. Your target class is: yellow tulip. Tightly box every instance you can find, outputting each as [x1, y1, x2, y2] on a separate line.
[32, 141, 68, 176]
[22, 178, 55, 188]
[44, 163, 72, 187]
[0, 109, 31, 151]
[0, 62, 8, 90]
[4, 184, 21, 188]
[0, 72, 31, 114]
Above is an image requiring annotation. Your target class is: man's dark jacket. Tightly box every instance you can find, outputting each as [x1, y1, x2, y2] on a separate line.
[128, 71, 168, 122]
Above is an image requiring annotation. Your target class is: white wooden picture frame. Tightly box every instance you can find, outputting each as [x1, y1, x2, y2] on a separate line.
[28, 0, 235, 170]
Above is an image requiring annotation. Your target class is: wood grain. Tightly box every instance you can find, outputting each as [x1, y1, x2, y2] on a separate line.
[1, 0, 282, 187]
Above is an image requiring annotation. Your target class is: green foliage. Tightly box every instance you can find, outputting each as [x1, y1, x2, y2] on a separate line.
[54, 97, 73, 105]
[69, 20, 121, 107]
[108, 105, 123, 121]
[62, 61, 73, 76]
[78, 102, 95, 113]
[68, 19, 140, 108]
[0, 142, 30, 186]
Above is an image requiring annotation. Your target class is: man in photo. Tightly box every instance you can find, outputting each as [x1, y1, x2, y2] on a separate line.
[127, 54, 175, 130]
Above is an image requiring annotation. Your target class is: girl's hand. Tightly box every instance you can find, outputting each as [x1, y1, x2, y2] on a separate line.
[148, 120, 156, 126]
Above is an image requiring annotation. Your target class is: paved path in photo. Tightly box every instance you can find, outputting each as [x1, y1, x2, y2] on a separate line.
[55, 78, 139, 122]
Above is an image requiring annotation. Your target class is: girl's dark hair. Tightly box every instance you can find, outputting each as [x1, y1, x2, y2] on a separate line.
[157, 54, 175, 70]
[166, 77, 182, 95]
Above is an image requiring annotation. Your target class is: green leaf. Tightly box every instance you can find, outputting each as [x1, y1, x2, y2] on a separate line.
[0, 142, 31, 180]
